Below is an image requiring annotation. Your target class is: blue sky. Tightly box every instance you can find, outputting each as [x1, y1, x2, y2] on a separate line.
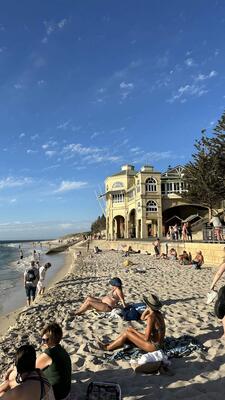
[0, 0, 224, 239]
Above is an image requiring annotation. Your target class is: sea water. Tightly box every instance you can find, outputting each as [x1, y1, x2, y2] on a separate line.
[0, 241, 66, 315]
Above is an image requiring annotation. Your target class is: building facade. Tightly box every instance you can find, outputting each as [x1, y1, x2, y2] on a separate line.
[104, 164, 208, 240]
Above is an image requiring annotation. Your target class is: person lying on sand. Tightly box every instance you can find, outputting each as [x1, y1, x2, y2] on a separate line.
[0, 345, 55, 399]
[98, 294, 165, 352]
[74, 277, 126, 316]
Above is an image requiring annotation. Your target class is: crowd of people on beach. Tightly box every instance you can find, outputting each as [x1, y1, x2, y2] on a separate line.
[1, 243, 225, 399]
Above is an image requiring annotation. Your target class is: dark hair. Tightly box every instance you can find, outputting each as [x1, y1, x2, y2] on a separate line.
[15, 345, 36, 376]
[41, 322, 63, 345]
[31, 261, 35, 267]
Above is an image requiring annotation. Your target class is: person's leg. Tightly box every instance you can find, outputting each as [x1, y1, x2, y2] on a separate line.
[0, 380, 10, 396]
[31, 287, 36, 304]
[103, 327, 156, 352]
[75, 299, 111, 315]
[26, 286, 31, 306]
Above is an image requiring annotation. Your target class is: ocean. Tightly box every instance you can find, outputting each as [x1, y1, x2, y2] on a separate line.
[0, 241, 66, 315]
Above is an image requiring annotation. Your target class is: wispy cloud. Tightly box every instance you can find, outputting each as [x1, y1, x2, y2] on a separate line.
[42, 18, 68, 43]
[31, 134, 39, 140]
[119, 81, 134, 100]
[14, 83, 24, 90]
[195, 70, 217, 81]
[19, 132, 25, 138]
[64, 143, 101, 155]
[185, 57, 196, 67]
[27, 149, 38, 154]
[167, 83, 208, 103]
[57, 120, 71, 130]
[0, 177, 32, 190]
[9, 198, 17, 204]
[45, 150, 57, 157]
[55, 180, 87, 193]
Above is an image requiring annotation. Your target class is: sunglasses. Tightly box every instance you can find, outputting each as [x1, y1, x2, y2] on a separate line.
[40, 337, 49, 344]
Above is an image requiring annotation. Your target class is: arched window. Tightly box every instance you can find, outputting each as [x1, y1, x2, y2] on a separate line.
[145, 177, 157, 192]
[146, 200, 157, 212]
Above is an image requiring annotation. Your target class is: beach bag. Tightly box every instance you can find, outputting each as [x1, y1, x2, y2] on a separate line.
[123, 305, 140, 321]
[86, 381, 122, 400]
[26, 268, 36, 282]
[215, 286, 225, 319]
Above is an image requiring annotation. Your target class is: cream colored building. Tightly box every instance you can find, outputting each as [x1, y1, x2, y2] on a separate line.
[105, 164, 208, 240]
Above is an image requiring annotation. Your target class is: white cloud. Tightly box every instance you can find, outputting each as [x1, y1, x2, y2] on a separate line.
[45, 150, 56, 157]
[19, 132, 25, 138]
[185, 57, 195, 67]
[27, 149, 37, 154]
[9, 198, 17, 204]
[31, 134, 39, 140]
[59, 223, 73, 229]
[57, 120, 71, 130]
[0, 177, 32, 190]
[168, 83, 208, 103]
[196, 70, 217, 81]
[58, 19, 67, 29]
[55, 180, 87, 193]
[37, 80, 46, 86]
[42, 37, 48, 44]
[14, 83, 23, 90]
[64, 143, 101, 155]
[120, 81, 134, 89]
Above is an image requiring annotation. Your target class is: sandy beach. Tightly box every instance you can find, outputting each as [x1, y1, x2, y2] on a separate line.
[0, 243, 225, 399]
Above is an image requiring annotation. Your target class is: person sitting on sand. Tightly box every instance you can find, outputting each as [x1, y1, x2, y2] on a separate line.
[36, 323, 71, 400]
[179, 250, 190, 265]
[75, 277, 126, 316]
[0, 344, 55, 399]
[192, 251, 204, 269]
[98, 294, 165, 352]
[168, 248, 177, 260]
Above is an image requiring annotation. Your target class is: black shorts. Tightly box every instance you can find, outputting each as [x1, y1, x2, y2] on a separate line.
[25, 285, 36, 299]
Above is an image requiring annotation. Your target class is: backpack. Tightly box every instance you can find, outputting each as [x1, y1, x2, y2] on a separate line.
[26, 268, 36, 282]
[86, 382, 122, 400]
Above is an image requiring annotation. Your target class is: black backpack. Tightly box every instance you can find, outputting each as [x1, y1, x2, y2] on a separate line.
[26, 268, 36, 282]
[86, 382, 122, 400]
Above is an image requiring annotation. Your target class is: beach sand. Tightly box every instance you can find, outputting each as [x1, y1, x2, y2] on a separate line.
[0, 245, 225, 399]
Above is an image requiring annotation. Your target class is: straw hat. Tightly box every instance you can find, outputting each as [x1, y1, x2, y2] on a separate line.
[143, 294, 162, 311]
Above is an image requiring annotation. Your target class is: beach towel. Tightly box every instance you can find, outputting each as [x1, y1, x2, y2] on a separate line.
[104, 335, 207, 362]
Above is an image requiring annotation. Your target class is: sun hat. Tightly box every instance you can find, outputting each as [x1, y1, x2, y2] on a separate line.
[143, 294, 162, 311]
[109, 277, 122, 287]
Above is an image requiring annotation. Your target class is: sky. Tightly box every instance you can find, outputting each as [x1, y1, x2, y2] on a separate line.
[0, 0, 224, 240]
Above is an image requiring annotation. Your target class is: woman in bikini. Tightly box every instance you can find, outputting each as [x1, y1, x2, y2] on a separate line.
[0, 345, 55, 400]
[74, 277, 126, 316]
[99, 294, 165, 352]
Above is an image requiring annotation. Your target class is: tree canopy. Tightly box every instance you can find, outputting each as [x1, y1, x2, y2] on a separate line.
[182, 111, 225, 214]
[91, 214, 106, 233]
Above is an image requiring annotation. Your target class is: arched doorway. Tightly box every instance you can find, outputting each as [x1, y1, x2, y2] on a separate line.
[129, 209, 136, 238]
[162, 204, 208, 236]
[113, 215, 125, 239]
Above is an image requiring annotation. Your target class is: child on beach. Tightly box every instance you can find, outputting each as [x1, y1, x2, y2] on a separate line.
[74, 277, 126, 315]
[98, 294, 165, 352]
